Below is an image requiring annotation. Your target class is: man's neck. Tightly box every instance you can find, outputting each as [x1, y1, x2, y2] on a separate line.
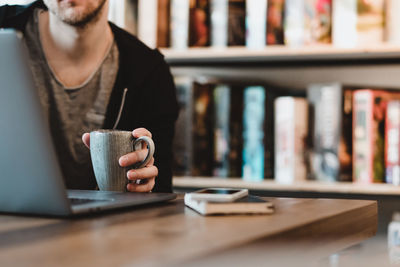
[38, 7, 113, 87]
[40, 10, 112, 63]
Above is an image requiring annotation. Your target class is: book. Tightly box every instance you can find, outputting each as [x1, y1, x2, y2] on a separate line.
[353, 90, 400, 183]
[189, 0, 211, 47]
[353, 90, 383, 183]
[213, 85, 231, 177]
[184, 194, 274, 215]
[386, 0, 400, 44]
[332, 0, 357, 47]
[192, 82, 214, 176]
[108, 0, 138, 35]
[172, 77, 194, 176]
[339, 88, 354, 182]
[284, 0, 305, 47]
[304, 0, 332, 45]
[266, 0, 285, 45]
[228, 0, 246, 46]
[108, 0, 126, 30]
[138, 0, 158, 48]
[308, 87, 354, 183]
[210, 0, 229, 47]
[357, 0, 385, 46]
[242, 86, 265, 181]
[245, 0, 267, 49]
[171, 0, 191, 49]
[274, 97, 308, 184]
[333, 0, 385, 47]
[157, 0, 171, 48]
[263, 88, 280, 179]
[385, 101, 400, 185]
[228, 86, 244, 177]
[307, 83, 343, 182]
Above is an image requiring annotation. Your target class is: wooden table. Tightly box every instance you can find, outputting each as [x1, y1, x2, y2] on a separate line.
[0, 197, 377, 267]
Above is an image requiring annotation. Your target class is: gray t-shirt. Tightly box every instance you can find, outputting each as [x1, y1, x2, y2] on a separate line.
[24, 9, 119, 189]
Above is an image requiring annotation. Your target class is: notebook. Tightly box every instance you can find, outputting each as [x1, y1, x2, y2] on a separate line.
[185, 194, 274, 215]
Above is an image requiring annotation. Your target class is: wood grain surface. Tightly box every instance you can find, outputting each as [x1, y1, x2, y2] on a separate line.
[0, 197, 377, 267]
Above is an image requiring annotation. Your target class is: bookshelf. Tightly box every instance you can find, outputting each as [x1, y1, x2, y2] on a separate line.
[165, 46, 400, 196]
[173, 177, 400, 196]
[107, 0, 400, 196]
[164, 46, 400, 91]
[162, 45, 400, 65]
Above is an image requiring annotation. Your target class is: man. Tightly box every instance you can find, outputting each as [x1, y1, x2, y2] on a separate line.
[0, 0, 179, 193]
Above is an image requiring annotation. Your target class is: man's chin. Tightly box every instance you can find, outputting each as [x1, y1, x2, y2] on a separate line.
[59, 11, 85, 24]
[46, 0, 108, 27]
[58, 7, 95, 26]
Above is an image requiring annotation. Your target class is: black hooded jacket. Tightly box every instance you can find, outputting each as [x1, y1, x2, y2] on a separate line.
[0, 1, 179, 192]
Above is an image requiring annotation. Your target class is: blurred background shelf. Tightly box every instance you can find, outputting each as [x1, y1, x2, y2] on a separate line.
[173, 176, 400, 196]
[161, 45, 400, 66]
[163, 45, 400, 90]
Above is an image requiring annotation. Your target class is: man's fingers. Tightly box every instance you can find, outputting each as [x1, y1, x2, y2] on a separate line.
[82, 133, 90, 149]
[127, 177, 155, 193]
[127, 165, 158, 181]
[132, 128, 152, 138]
[119, 149, 149, 167]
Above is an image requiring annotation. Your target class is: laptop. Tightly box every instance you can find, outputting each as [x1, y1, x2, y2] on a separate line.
[0, 29, 176, 217]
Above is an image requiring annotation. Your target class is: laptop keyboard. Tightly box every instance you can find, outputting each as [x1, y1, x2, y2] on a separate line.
[69, 198, 108, 206]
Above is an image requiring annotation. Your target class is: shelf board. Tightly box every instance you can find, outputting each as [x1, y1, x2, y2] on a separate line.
[161, 44, 400, 65]
[173, 176, 400, 196]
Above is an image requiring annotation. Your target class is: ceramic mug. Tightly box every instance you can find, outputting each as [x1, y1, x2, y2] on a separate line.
[90, 130, 155, 191]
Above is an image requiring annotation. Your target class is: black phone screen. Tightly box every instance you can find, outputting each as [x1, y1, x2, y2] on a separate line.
[197, 189, 242, 195]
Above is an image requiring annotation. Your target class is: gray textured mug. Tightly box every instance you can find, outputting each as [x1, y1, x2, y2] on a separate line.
[90, 130, 155, 192]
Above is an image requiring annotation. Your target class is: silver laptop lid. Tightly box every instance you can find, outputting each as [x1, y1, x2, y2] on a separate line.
[0, 29, 71, 216]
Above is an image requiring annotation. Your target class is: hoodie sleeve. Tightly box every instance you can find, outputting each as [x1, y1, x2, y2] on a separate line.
[0, 5, 12, 26]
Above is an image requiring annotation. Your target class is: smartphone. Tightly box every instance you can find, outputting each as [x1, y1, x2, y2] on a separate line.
[185, 188, 248, 202]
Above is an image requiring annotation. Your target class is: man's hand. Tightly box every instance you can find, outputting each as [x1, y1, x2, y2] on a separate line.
[82, 128, 158, 192]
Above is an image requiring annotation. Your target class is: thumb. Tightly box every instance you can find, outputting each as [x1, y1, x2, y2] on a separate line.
[82, 133, 90, 149]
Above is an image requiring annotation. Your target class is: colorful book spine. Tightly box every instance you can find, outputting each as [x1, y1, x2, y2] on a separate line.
[385, 101, 400, 185]
[172, 77, 194, 176]
[138, 0, 158, 48]
[266, 0, 285, 45]
[228, 0, 246, 46]
[263, 89, 278, 179]
[213, 85, 231, 177]
[245, 0, 267, 49]
[356, 0, 385, 46]
[332, 0, 357, 47]
[386, 0, 400, 44]
[210, 0, 229, 47]
[333, 0, 385, 47]
[353, 90, 389, 183]
[274, 97, 308, 184]
[304, 0, 332, 45]
[307, 83, 342, 182]
[189, 0, 211, 47]
[242, 86, 265, 181]
[157, 0, 171, 48]
[171, 0, 191, 49]
[228, 86, 244, 177]
[338, 88, 354, 182]
[192, 82, 214, 176]
[284, 0, 305, 47]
